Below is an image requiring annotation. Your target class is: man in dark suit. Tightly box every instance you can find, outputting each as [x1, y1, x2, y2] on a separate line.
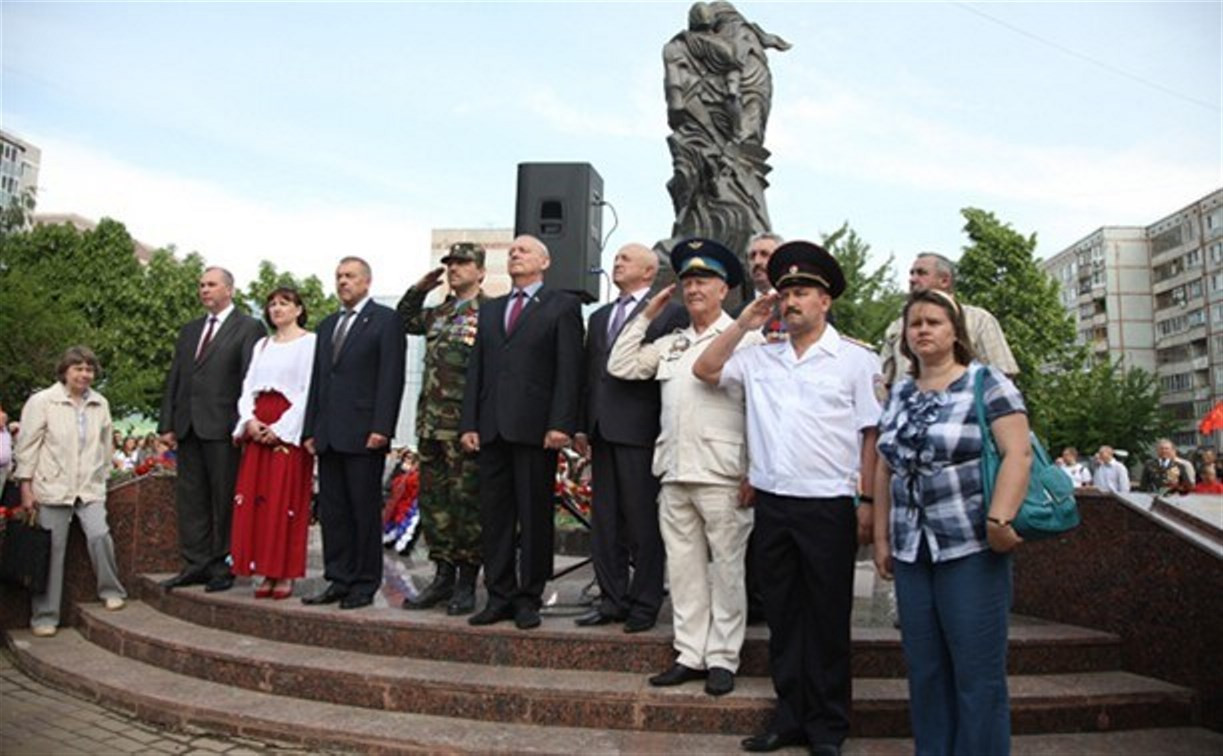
[460, 234, 584, 630]
[159, 266, 265, 592]
[302, 256, 406, 610]
[573, 242, 686, 633]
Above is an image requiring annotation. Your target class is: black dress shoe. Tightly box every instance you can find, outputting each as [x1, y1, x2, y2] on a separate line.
[204, 575, 235, 593]
[808, 744, 840, 756]
[623, 616, 656, 634]
[574, 609, 620, 627]
[301, 584, 348, 606]
[161, 571, 207, 590]
[514, 605, 541, 630]
[705, 667, 734, 696]
[648, 663, 707, 687]
[468, 603, 514, 626]
[339, 593, 373, 610]
[740, 731, 806, 752]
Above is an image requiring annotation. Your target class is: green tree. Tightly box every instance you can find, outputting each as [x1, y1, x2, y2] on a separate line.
[954, 208, 1081, 438]
[243, 259, 338, 331]
[1041, 358, 1174, 459]
[0, 219, 201, 416]
[822, 222, 905, 347]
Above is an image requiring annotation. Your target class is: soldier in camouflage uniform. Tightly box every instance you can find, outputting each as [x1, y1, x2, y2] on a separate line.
[396, 242, 488, 615]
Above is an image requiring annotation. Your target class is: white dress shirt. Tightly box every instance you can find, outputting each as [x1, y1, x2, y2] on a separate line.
[721, 324, 882, 498]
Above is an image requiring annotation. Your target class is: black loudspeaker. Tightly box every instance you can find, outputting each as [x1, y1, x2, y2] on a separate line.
[515, 162, 604, 303]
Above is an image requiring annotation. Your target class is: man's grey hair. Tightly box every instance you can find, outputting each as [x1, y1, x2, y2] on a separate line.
[339, 256, 373, 279]
[748, 231, 784, 250]
[917, 252, 956, 288]
[203, 266, 235, 289]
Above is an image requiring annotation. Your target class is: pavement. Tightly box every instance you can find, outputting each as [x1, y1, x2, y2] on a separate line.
[0, 650, 319, 755]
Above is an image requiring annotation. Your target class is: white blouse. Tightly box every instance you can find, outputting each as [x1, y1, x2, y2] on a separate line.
[233, 333, 317, 445]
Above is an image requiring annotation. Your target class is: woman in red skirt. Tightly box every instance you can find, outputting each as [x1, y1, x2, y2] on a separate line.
[231, 287, 317, 599]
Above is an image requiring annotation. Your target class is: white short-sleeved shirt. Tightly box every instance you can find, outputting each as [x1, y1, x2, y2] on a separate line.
[720, 323, 883, 497]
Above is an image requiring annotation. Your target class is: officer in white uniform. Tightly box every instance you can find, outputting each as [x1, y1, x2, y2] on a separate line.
[608, 238, 765, 698]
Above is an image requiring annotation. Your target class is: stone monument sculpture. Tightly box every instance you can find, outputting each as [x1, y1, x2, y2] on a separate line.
[661, 1, 790, 295]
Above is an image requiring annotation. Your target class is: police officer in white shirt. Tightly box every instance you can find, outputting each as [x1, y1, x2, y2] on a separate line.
[694, 241, 882, 756]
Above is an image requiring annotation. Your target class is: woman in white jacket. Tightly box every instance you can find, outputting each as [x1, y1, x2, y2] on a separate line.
[15, 346, 127, 637]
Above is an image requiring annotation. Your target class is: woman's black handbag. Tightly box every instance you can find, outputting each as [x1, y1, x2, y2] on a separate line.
[0, 510, 51, 594]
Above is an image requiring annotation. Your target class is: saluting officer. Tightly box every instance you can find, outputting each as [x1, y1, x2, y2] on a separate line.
[695, 241, 883, 756]
[397, 242, 488, 615]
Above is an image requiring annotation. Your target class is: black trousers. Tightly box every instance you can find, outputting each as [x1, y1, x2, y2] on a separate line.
[175, 432, 241, 579]
[317, 451, 385, 597]
[590, 434, 664, 622]
[477, 439, 556, 610]
[754, 490, 857, 746]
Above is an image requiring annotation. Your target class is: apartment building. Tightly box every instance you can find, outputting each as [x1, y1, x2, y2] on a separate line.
[1043, 188, 1223, 450]
[0, 129, 40, 213]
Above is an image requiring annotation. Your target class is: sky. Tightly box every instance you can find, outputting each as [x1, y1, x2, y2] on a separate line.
[3, 1, 1220, 298]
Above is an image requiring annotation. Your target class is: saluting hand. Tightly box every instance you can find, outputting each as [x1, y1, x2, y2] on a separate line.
[641, 284, 677, 321]
[415, 266, 446, 292]
[737, 291, 780, 332]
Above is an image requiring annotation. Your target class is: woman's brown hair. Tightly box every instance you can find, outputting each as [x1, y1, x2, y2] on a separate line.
[900, 289, 975, 378]
[263, 287, 308, 328]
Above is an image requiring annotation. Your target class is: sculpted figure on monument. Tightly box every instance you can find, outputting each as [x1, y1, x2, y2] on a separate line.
[662, 1, 790, 294]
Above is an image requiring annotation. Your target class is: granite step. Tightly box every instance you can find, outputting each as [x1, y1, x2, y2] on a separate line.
[4, 629, 749, 754]
[133, 573, 1122, 677]
[74, 601, 1195, 737]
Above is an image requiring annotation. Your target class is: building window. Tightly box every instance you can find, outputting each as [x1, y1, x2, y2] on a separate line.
[1160, 373, 1192, 393]
[1151, 226, 1184, 254]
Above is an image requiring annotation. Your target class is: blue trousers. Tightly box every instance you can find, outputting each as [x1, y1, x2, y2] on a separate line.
[894, 541, 1012, 756]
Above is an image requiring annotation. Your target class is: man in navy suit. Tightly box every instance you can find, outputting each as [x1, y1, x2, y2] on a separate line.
[159, 266, 265, 592]
[460, 234, 584, 630]
[573, 242, 686, 632]
[303, 256, 406, 609]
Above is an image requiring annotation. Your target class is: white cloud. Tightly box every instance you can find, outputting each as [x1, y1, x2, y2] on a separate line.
[769, 81, 1220, 229]
[34, 137, 433, 296]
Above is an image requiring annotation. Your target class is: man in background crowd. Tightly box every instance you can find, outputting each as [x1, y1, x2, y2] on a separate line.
[1139, 438, 1194, 493]
[1092, 445, 1130, 494]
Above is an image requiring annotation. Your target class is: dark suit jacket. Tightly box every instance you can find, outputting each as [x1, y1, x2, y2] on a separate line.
[304, 301, 406, 455]
[159, 310, 266, 441]
[580, 299, 688, 448]
[460, 286, 584, 445]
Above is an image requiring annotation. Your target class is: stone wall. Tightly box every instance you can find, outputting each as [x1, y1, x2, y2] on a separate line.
[1012, 490, 1223, 730]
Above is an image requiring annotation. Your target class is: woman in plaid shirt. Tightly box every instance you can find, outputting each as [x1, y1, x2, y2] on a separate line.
[873, 289, 1031, 755]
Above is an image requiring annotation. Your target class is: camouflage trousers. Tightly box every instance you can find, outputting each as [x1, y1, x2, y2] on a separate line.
[417, 438, 482, 565]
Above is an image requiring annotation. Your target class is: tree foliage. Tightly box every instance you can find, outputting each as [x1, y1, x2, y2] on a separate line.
[951, 207, 1175, 452]
[1, 216, 323, 420]
[0, 219, 201, 417]
[953, 208, 1083, 439]
[243, 260, 338, 331]
[1040, 358, 1175, 459]
[822, 222, 906, 348]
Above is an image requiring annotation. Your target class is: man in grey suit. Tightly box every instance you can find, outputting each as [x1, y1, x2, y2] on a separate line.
[159, 266, 265, 592]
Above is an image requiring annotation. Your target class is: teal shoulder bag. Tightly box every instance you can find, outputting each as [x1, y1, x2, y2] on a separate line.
[973, 368, 1080, 540]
